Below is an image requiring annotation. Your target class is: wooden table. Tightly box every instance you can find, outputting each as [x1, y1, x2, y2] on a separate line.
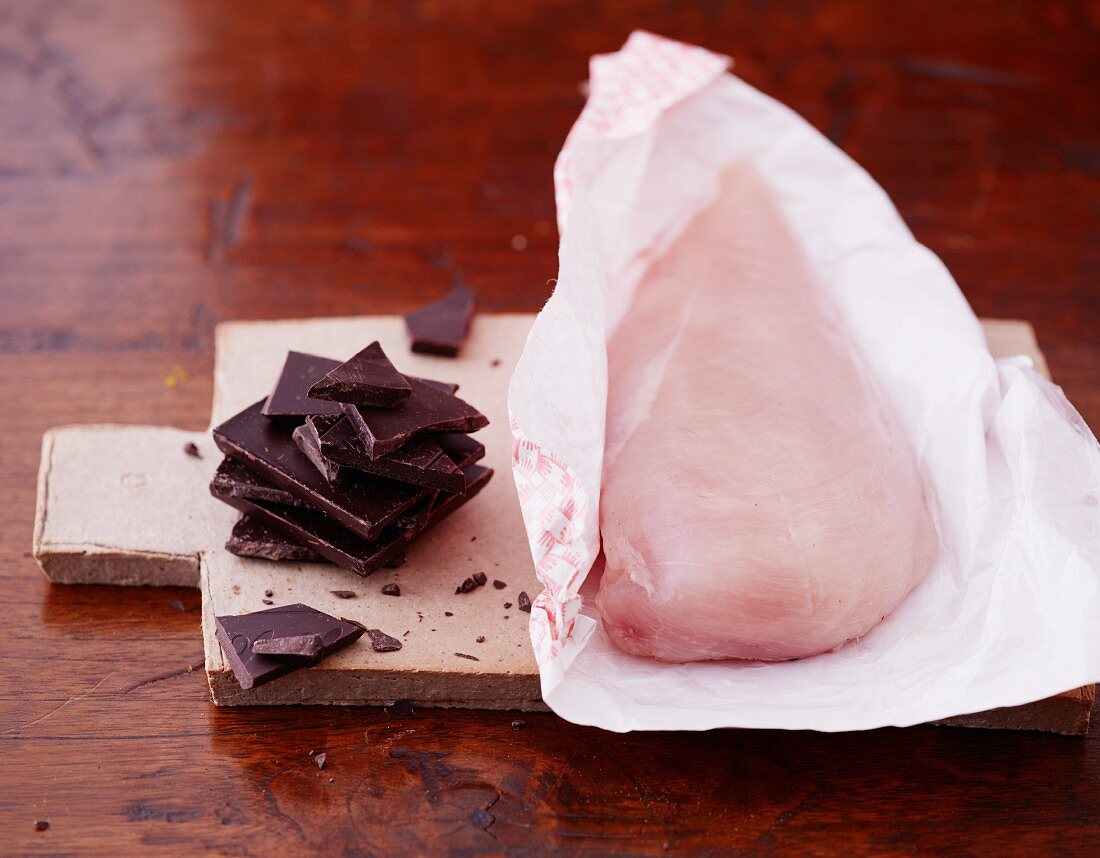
[2, 1, 1097, 853]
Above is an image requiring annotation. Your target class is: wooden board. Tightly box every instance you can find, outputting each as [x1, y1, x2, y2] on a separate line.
[31, 314, 1092, 730]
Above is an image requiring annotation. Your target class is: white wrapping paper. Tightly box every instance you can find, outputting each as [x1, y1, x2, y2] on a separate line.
[508, 32, 1100, 732]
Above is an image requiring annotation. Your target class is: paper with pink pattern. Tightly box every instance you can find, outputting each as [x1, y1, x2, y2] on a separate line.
[508, 32, 1100, 732]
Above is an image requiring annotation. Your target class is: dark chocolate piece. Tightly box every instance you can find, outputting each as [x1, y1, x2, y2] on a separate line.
[213, 400, 433, 541]
[492, 579, 506, 589]
[381, 583, 400, 597]
[503, 602, 512, 609]
[214, 603, 364, 690]
[315, 752, 327, 770]
[404, 287, 476, 357]
[261, 351, 345, 420]
[455, 577, 479, 595]
[331, 590, 357, 599]
[476, 635, 485, 643]
[367, 629, 403, 652]
[454, 652, 479, 661]
[183, 441, 201, 458]
[251, 633, 324, 660]
[35, 820, 49, 832]
[472, 572, 487, 586]
[211, 464, 494, 577]
[292, 423, 342, 485]
[262, 599, 274, 605]
[518, 592, 532, 613]
[212, 457, 304, 508]
[444, 611, 453, 617]
[316, 417, 468, 492]
[226, 514, 326, 563]
[340, 377, 488, 460]
[307, 341, 412, 406]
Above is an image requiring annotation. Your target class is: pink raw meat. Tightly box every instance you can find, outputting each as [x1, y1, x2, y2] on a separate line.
[598, 164, 938, 662]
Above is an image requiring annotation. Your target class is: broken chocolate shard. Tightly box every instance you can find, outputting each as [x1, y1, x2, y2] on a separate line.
[472, 572, 487, 586]
[34, 820, 49, 832]
[331, 590, 357, 599]
[518, 592, 532, 613]
[262, 599, 274, 605]
[503, 603, 512, 609]
[405, 286, 476, 357]
[261, 351, 345, 420]
[317, 417, 469, 493]
[340, 377, 488, 460]
[454, 651, 479, 661]
[214, 603, 365, 690]
[492, 579, 506, 589]
[264, 589, 273, 598]
[476, 635, 485, 643]
[444, 611, 453, 617]
[212, 464, 493, 578]
[226, 514, 327, 563]
[381, 583, 400, 597]
[455, 577, 479, 594]
[251, 633, 324, 661]
[212, 457, 304, 508]
[292, 423, 341, 485]
[367, 629, 403, 652]
[183, 441, 201, 458]
[213, 400, 434, 541]
[307, 341, 412, 407]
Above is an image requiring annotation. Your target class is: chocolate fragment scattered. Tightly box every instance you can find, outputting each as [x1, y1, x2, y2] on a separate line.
[476, 636, 485, 643]
[315, 752, 327, 770]
[34, 820, 49, 832]
[492, 579, 506, 589]
[252, 633, 323, 661]
[183, 441, 202, 458]
[518, 592, 532, 613]
[261, 598, 274, 605]
[367, 629, 403, 652]
[455, 577, 479, 594]
[307, 341, 412, 407]
[454, 652, 479, 661]
[444, 611, 453, 617]
[390, 699, 414, 716]
[214, 603, 365, 690]
[490, 358, 502, 368]
[404, 286, 476, 357]
[340, 377, 488, 459]
[226, 514, 326, 563]
[511, 719, 526, 731]
[264, 589, 273, 598]
[261, 351, 345, 420]
[381, 583, 400, 597]
[472, 572, 487, 586]
[503, 602, 512, 610]
[331, 590, 357, 599]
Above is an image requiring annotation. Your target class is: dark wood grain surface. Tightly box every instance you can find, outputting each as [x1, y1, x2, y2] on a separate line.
[2, 1, 1098, 854]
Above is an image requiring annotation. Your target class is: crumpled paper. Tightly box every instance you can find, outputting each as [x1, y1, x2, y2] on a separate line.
[507, 31, 1100, 732]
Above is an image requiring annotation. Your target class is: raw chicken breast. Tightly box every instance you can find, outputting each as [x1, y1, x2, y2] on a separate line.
[597, 163, 938, 662]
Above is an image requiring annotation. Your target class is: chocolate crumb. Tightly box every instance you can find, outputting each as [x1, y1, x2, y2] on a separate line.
[331, 590, 357, 599]
[504, 615, 509, 620]
[476, 636, 485, 643]
[402, 630, 410, 637]
[417, 611, 424, 622]
[455, 577, 479, 594]
[261, 598, 274, 605]
[511, 719, 526, 731]
[454, 652, 480, 661]
[444, 611, 453, 617]
[493, 579, 506, 589]
[232, 585, 240, 594]
[491, 359, 502, 368]
[34, 820, 49, 832]
[470, 535, 477, 542]
[503, 602, 512, 609]
[183, 441, 201, 458]
[367, 629, 403, 652]
[168, 599, 185, 611]
[472, 572, 487, 586]
[315, 752, 326, 770]
[381, 583, 400, 597]
[518, 592, 532, 613]
[390, 699, 414, 716]
[264, 589, 273, 598]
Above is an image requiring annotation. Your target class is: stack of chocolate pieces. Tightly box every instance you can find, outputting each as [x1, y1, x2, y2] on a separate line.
[209, 341, 492, 576]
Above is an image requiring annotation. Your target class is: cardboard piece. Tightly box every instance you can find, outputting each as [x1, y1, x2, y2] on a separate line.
[31, 315, 1093, 729]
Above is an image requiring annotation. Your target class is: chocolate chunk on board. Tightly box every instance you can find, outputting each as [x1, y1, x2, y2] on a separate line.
[261, 351, 346, 420]
[317, 419, 485, 493]
[211, 457, 304, 508]
[367, 629, 403, 652]
[226, 513, 326, 563]
[211, 464, 494, 577]
[340, 377, 488, 459]
[404, 287, 476, 357]
[213, 399, 434, 541]
[214, 603, 365, 690]
[292, 423, 342, 485]
[306, 341, 412, 407]
[251, 633, 324, 661]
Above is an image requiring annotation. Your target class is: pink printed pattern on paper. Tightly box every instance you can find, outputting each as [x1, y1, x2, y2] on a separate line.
[511, 418, 589, 661]
[554, 31, 729, 230]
